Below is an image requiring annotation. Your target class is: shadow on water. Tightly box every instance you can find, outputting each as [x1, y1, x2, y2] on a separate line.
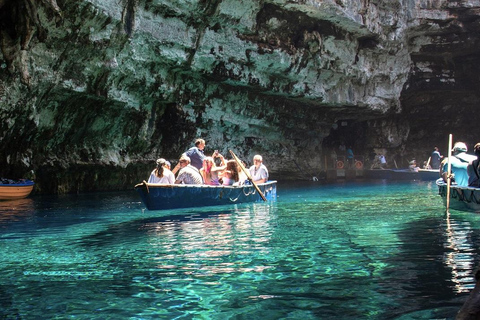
[0, 284, 20, 319]
[0, 191, 142, 236]
[378, 212, 480, 319]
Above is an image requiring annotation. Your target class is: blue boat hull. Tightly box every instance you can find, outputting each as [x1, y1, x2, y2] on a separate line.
[135, 181, 277, 210]
[366, 169, 439, 181]
[437, 179, 480, 213]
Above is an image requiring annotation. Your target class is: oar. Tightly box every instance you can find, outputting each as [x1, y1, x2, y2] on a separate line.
[446, 134, 453, 213]
[426, 156, 431, 169]
[229, 150, 267, 201]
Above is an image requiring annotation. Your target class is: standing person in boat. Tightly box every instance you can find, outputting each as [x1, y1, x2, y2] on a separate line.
[346, 146, 354, 168]
[379, 154, 387, 169]
[148, 158, 175, 184]
[467, 143, 480, 187]
[219, 160, 240, 186]
[249, 154, 269, 183]
[430, 146, 443, 169]
[175, 155, 203, 185]
[441, 142, 476, 186]
[200, 152, 226, 185]
[185, 138, 206, 170]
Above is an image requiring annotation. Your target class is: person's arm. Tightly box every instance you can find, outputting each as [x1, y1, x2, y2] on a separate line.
[172, 162, 181, 175]
[175, 170, 184, 184]
[147, 170, 155, 183]
[166, 170, 175, 184]
[212, 163, 226, 172]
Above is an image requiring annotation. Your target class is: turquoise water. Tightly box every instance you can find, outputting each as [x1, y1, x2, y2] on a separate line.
[1, 180, 479, 319]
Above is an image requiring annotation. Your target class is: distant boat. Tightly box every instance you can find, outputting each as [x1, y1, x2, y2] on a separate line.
[0, 179, 35, 200]
[135, 181, 277, 210]
[365, 168, 439, 181]
[437, 179, 480, 213]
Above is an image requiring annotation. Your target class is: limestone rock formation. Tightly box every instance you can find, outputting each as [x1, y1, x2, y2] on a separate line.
[1, 0, 480, 193]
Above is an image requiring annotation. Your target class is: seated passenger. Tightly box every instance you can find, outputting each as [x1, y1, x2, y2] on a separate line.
[237, 160, 248, 185]
[441, 142, 477, 186]
[423, 161, 432, 170]
[219, 160, 240, 186]
[148, 158, 175, 184]
[408, 160, 419, 172]
[468, 143, 480, 187]
[249, 154, 269, 183]
[175, 155, 203, 185]
[200, 154, 225, 185]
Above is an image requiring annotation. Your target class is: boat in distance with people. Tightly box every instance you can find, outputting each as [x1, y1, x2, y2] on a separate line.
[0, 179, 35, 200]
[135, 180, 277, 210]
[437, 179, 480, 213]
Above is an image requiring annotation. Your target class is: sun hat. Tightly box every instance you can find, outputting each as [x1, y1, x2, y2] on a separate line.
[452, 142, 467, 153]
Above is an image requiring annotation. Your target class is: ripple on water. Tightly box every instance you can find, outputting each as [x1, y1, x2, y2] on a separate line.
[0, 182, 477, 319]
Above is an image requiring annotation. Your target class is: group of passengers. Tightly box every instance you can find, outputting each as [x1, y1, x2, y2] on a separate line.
[440, 142, 480, 187]
[147, 138, 269, 186]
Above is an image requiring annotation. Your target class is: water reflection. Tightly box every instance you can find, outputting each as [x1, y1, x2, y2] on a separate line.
[3, 182, 480, 319]
[444, 212, 476, 293]
[0, 198, 35, 225]
[143, 204, 275, 276]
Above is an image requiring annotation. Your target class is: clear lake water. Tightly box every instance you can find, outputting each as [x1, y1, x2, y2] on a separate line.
[1, 180, 479, 319]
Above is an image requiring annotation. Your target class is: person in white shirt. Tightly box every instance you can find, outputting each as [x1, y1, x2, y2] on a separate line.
[248, 154, 269, 183]
[148, 158, 175, 184]
[175, 155, 203, 185]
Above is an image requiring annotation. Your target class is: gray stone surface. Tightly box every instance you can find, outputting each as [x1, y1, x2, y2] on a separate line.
[1, 0, 479, 192]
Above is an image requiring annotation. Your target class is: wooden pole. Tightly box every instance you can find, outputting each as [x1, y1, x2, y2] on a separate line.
[446, 134, 453, 213]
[229, 150, 267, 201]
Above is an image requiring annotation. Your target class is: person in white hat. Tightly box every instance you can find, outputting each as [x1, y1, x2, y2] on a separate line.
[441, 142, 476, 186]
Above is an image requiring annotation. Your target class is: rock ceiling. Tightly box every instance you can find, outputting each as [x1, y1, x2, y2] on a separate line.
[1, 0, 480, 192]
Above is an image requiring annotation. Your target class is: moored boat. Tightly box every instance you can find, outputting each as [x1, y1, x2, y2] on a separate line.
[135, 180, 277, 210]
[0, 179, 35, 200]
[365, 168, 439, 181]
[436, 179, 480, 213]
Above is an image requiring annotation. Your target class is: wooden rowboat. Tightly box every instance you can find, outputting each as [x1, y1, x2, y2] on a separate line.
[365, 168, 440, 181]
[0, 179, 35, 200]
[135, 181, 277, 210]
[437, 179, 480, 213]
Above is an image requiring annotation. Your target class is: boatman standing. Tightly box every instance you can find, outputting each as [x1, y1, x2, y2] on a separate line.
[249, 154, 269, 184]
[185, 138, 206, 170]
[431, 146, 443, 169]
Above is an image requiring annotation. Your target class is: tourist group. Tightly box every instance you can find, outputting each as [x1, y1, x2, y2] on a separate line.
[146, 139, 268, 186]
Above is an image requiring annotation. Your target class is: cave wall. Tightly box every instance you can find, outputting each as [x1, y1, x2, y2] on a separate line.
[1, 0, 479, 193]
